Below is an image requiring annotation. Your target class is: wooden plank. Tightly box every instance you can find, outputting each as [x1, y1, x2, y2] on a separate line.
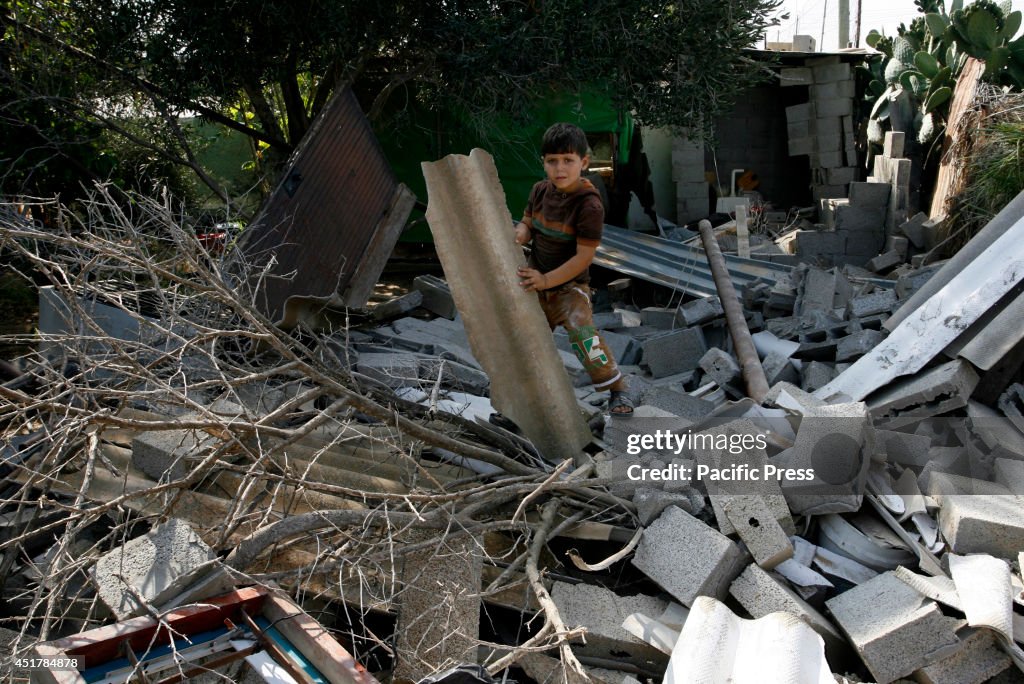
[929, 57, 985, 219]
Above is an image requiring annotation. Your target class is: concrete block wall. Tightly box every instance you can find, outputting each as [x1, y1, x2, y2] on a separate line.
[785, 56, 859, 202]
[713, 86, 792, 206]
[672, 135, 709, 224]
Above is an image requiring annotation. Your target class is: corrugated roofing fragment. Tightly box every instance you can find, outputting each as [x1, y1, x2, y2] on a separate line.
[421, 148, 591, 464]
[237, 87, 416, 324]
[662, 596, 833, 683]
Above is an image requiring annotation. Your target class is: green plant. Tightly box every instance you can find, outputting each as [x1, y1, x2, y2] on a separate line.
[862, 0, 1022, 148]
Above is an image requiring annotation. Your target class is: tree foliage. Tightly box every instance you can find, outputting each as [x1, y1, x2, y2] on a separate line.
[1, 0, 783, 204]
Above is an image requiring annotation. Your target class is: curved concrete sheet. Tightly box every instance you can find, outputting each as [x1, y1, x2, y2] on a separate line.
[422, 149, 591, 464]
[663, 596, 833, 684]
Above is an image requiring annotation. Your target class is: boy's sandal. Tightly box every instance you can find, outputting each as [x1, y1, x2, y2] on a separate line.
[608, 391, 634, 418]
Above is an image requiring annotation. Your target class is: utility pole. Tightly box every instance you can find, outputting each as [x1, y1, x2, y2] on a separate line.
[839, 0, 850, 49]
[854, 0, 863, 47]
[820, 0, 828, 51]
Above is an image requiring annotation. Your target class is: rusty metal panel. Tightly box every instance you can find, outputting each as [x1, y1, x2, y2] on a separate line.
[422, 149, 591, 465]
[239, 87, 414, 322]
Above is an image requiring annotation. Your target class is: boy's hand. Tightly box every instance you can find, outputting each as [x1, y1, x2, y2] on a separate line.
[514, 223, 531, 246]
[517, 266, 548, 292]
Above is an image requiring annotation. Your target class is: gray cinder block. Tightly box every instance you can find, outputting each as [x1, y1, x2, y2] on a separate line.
[641, 328, 708, 379]
[91, 519, 231, 619]
[721, 496, 793, 569]
[677, 296, 724, 327]
[699, 348, 740, 388]
[826, 571, 963, 683]
[835, 329, 887, 362]
[631, 506, 745, 607]
[914, 628, 1011, 684]
[413, 275, 457, 320]
[551, 582, 669, 664]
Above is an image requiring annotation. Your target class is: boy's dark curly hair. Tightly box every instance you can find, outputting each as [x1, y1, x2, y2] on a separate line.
[541, 122, 589, 157]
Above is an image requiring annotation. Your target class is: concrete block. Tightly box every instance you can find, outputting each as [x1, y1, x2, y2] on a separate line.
[826, 166, 857, 186]
[730, 564, 847, 661]
[839, 230, 884, 259]
[801, 361, 836, 392]
[895, 262, 945, 299]
[914, 628, 1012, 684]
[868, 359, 980, 422]
[356, 352, 423, 388]
[815, 98, 853, 118]
[699, 348, 740, 388]
[641, 307, 678, 329]
[762, 352, 800, 386]
[413, 275, 457, 320]
[884, 235, 909, 259]
[835, 329, 887, 362]
[642, 327, 708, 378]
[848, 289, 898, 318]
[788, 137, 814, 156]
[994, 457, 1024, 495]
[678, 296, 724, 327]
[817, 149, 845, 168]
[848, 181, 892, 209]
[782, 102, 815, 122]
[834, 203, 886, 233]
[874, 429, 932, 467]
[865, 250, 903, 273]
[898, 212, 928, 247]
[813, 62, 852, 83]
[811, 81, 855, 100]
[779, 67, 813, 86]
[600, 329, 641, 366]
[826, 571, 963, 683]
[787, 120, 811, 140]
[92, 519, 231, 619]
[632, 506, 745, 607]
[593, 311, 627, 329]
[418, 357, 490, 395]
[633, 487, 704, 526]
[935, 486, 1024, 558]
[813, 117, 842, 140]
[551, 582, 669, 664]
[796, 230, 846, 260]
[640, 387, 716, 421]
[812, 183, 849, 203]
[883, 131, 905, 158]
[132, 429, 219, 482]
[721, 496, 793, 568]
[371, 290, 423, 321]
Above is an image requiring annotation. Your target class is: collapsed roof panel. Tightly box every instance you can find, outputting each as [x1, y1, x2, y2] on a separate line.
[237, 87, 415, 324]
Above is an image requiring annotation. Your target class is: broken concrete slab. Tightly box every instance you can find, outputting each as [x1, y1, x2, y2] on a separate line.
[633, 487, 704, 526]
[371, 290, 423, 321]
[91, 518, 232, 619]
[835, 329, 887, 363]
[632, 506, 745, 607]
[422, 149, 591, 464]
[551, 581, 669, 665]
[826, 571, 964, 683]
[412, 274, 457, 320]
[866, 359, 980, 423]
[914, 628, 1012, 684]
[865, 250, 903, 274]
[640, 307, 677, 329]
[677, 296, 724, 327]
[848, 289, 898, 318]
[761, 352, 800, 386]
[698, 347, 740, 389]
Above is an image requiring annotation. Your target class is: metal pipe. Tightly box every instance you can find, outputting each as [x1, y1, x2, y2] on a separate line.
[696, 220, 770, 403]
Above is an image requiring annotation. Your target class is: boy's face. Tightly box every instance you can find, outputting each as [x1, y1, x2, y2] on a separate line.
[543, 151, 589, 192]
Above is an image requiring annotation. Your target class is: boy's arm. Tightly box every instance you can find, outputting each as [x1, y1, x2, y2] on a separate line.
[517, 244, 596, 292]
[514, 220, 532, 246]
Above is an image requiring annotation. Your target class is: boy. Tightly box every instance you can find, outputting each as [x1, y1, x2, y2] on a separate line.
[513, 122, 633, 416]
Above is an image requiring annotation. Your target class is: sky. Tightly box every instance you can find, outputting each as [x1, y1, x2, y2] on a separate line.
[767, 0, 1024, 52]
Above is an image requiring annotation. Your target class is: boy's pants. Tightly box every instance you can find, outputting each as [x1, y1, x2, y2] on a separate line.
[537, 284, 627, 393]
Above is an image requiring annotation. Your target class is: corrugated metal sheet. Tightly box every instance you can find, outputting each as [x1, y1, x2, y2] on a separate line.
[239, 87, 414, 323]
[594, 226, 793, 298]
